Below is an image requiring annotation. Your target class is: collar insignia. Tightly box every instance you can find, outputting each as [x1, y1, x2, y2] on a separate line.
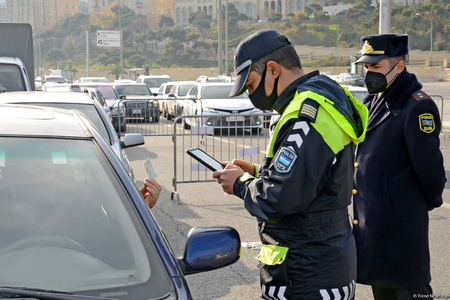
[362, 40, 385, 55]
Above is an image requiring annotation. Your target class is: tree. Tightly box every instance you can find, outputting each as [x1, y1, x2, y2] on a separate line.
[107, 64, 122, 80]
[45, 48, 66, 69]
[188, 11, 212, 38]
[159, 15, 175, 28]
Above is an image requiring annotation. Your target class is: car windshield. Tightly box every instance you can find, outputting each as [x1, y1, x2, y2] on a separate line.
[35, 103, 110, 143]
[179, 84, 194, 96]
[82, 78, 109, 83]
[96, 86, 117, 99]
[45, 76, 66, 83]
[201, 86, 247, 99]
[0, 63, 27, 92]
[143, 78, 172, 88]
[0, 138, 173, 298]
[116, 85, 151, 96]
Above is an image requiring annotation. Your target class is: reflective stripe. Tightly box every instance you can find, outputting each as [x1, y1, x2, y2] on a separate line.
[235, 59, 252, 74]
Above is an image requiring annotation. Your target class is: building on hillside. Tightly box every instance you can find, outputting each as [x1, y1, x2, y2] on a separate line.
[85, 0, 151, 16]
[173, 0, 412, 26]
[1, 0, 79, 32]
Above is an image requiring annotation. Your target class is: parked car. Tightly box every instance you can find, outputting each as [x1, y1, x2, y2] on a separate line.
[67, 82, 126, 133]
[136, 75, 173, 95]
[181, 82, 263, 133]
[155, 81, 176, 119]
[78, 77, 110, 83]
[0, 91, 139, 181]
[113, 83, 160, 123]
[37, 75, 70, 91]
[0, 104, 241, 299]
[346, 85, 369, 103]
[195, 75, 232, 83]
[166, 81, 196, 121]
[336, 73, 365, 87]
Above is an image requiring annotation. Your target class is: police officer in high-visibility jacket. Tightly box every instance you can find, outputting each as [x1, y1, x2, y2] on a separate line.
[212, 29, 368, 299]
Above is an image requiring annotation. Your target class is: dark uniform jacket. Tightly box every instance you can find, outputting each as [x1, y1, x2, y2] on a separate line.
[233, 71, 368, 299]
[353, 69, 446, 287]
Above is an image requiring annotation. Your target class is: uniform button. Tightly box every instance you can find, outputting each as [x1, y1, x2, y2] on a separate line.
[353, 220, 359, 225]
[352, 189, 357, 195]
[354, 162, 359, 168]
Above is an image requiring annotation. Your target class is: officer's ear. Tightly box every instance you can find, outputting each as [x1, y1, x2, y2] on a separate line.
[266, 61, 280, 79]
[396, 60, 406, 74]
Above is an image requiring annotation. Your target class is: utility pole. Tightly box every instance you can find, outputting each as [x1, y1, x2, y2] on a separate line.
[119, 0, 124, 79]
[225, 0, 229, 76]
[379, 0, 391, 34]
[218, 0, 222, 75]
[86, 31, 90, 76]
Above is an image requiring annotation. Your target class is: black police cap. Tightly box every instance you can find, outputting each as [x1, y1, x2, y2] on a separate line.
[230, 30, 291, 97]
[356, 33, 408, 64]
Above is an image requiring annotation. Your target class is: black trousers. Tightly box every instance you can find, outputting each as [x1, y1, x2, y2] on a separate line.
[372, 285, 433, 300]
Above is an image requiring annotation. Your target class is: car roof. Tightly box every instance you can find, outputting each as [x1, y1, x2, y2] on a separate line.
[172, 81, 196, 85]
[112, 82, 148, 86]
[194, 82, 234, 87]
[0, 104, 90, 138]
[0, 91, 95, 105]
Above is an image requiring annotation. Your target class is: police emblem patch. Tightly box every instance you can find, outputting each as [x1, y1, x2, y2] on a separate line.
[274, 146, 297, 173]
[419, 113, 435, 133]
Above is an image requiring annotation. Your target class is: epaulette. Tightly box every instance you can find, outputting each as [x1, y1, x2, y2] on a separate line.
[412, 89, 430, 101]
[298, 99, 319, 123]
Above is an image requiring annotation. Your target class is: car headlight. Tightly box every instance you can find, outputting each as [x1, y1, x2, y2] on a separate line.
[152, 100, 159, 108]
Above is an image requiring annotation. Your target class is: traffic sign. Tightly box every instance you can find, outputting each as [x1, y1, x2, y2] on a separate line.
[97, 30, 121, 47]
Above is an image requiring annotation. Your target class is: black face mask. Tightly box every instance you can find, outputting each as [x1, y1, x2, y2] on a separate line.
[249, 67, 279, 111]
[364, 62, 399, 94]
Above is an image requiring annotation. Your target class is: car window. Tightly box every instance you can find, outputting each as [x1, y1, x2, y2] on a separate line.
[178, 84, 194, 96]
[96, 86, 117, 99]
[201, 86, 248, 99]
[0, 63, 27, 92]
[116, 85, 151, 96]
[45, 76, 66, 83]
[0, 138, 173, 297]
[164, 84, 173, 94]
[36, 103, 111, 144]
[189, 86, 198, 96]
[143, 78, 172, 88]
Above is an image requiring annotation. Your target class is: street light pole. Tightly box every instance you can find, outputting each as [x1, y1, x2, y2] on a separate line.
[416, 13, 433, 65]
[218, 0, 222, 75]
[119, 0, 124, 79]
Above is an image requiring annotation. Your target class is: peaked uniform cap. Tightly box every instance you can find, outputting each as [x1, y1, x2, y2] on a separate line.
[356, 33, 408, 64]
[230, 30, 291, 97]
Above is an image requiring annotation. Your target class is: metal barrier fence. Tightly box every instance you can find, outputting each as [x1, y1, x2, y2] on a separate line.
[170, 112, 277, 204]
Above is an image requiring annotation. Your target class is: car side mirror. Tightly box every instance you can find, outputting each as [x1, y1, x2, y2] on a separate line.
[120, 133, 145, 148]
[168, 93, 175, 98]
[188, 95, 196, 101]
[119, 95, 127, 100]
[177, 226, 241, 276]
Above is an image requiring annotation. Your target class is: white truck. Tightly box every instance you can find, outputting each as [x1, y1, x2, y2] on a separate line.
[0, 23, 34, 92]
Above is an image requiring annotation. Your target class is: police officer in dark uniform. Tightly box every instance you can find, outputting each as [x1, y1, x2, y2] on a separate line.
[353, 33, 446, 300]
[212, 30, 368, 299]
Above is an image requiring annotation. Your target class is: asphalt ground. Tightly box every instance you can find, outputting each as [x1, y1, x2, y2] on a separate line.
[125, 81, 450, 299]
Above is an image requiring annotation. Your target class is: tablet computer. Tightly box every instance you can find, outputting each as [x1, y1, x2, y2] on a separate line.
[186, 147, 223, 172]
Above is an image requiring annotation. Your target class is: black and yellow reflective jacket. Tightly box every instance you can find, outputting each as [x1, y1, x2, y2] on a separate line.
[233, 71, 368, 223]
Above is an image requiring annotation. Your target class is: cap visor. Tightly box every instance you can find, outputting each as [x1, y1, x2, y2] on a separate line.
[229, 65, 251, 97]
[356, 54, 387, 64]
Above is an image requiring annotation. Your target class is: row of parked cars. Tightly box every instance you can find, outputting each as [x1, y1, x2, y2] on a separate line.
[0, 75, 242, 299]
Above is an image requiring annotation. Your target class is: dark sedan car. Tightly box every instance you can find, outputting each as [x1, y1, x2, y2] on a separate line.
[0, 104, 241, 299]
[113, 83, 160, 123]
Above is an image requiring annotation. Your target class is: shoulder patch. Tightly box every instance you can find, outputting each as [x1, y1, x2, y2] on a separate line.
[412, 90, 430, 101]
[298, 99, 319, 122]
[419, 113, 435, 133]
[274, 146, 298, 173]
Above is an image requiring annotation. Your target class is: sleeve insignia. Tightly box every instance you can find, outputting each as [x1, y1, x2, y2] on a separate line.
[419, 113, 435, 133]
[274, 146, 298, 173]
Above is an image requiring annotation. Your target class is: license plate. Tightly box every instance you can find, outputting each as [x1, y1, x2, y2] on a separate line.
[132, 109, 141, 114]
[226, 116, 245, 122]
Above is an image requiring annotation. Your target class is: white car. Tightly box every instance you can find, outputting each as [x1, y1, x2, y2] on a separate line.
[136, 75, 173, 95]
[346, 85, 369, 103]
[180, 82, 263, 133]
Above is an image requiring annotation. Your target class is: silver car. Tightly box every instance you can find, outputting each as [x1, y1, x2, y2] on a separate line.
[0, 91, 143, 182]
